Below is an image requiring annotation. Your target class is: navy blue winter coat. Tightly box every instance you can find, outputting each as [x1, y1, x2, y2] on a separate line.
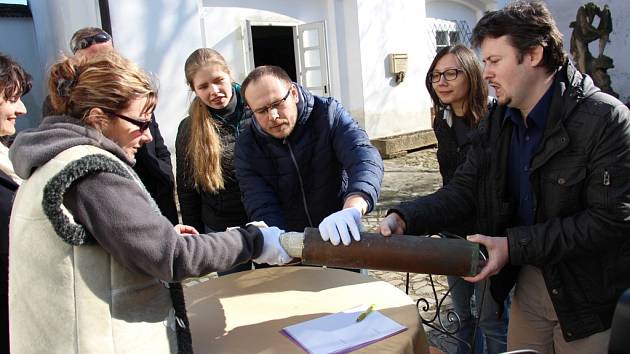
[234, 84, 384, 232]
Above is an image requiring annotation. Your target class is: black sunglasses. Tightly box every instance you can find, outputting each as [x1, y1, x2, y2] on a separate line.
[72, 32, 112, 54]
[109, 112, 152, 132]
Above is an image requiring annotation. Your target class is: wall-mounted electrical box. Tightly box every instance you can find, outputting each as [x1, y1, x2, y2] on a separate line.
[388, 53, 408, 84]
[389, 53, 408, 73]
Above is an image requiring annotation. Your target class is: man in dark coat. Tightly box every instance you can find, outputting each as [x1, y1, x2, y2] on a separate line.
[380, 1, 630, 352]
[43, 27, 178, 223]
[235, 66, 383, 246]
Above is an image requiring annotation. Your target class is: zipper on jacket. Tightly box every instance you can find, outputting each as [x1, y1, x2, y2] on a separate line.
[603, 169, 610, 186]
[284, 139, 314, 227]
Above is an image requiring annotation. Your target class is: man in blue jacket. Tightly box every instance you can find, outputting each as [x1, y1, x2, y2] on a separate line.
[235, 66, 383, 245]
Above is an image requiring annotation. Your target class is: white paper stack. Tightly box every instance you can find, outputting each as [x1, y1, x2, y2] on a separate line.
[281, 305, 407, 354]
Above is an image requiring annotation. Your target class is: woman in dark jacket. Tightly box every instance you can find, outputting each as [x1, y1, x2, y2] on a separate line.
[426, 44, 506, 354]
[0, 53, 30, 354]
[176, 48, 252, 274]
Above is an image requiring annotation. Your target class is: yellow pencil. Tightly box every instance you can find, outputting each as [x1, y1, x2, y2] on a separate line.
[356, 304, 376, 322]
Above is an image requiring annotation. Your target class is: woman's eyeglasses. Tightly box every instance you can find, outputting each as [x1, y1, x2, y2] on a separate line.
[429, 68, 464, 83]
[251, 86, 292, 117]
[109, 112, 152, 132]
[72, 32, 112, 54]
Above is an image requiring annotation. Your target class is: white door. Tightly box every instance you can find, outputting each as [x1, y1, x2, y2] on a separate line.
[293, 21, 331, 96]
[243, 19, 256, 75]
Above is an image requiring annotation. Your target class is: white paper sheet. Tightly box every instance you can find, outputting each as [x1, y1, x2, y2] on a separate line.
[281, 305, 407, 354]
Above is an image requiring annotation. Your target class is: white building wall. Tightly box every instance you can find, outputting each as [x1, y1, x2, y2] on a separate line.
[198, 0, 374, 133]
[200, 0, 330, 81]
[3, 0, 102, 130]
[331, 0, 365, 127]
[22, 0, 357, 150]
[199, 0, 441, 139]
[355, 0, 433, 139]
[25, 0, 203, 150]
[107, 0, 203, 150]
[108, 0, 342, 148]
[426, 0, 481, 32]
[198, 0, 360, 129]
[29, 0, 102, 132]
[0, 16, 44, 130]
[29, 0, 101, 69]
[18, 0, 517, 145]
[544, 0, 630, 104]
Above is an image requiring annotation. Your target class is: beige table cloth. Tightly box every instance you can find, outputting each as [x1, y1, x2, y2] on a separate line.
[184, 266, 429, 354]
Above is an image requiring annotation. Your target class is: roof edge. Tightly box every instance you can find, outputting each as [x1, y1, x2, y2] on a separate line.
[0, 3, 32, 18]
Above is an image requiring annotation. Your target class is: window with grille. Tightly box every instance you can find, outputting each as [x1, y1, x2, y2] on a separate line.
[427, 19, 471, 54]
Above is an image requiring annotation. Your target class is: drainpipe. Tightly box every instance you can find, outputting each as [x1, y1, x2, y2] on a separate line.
[98, 0, 111, 36]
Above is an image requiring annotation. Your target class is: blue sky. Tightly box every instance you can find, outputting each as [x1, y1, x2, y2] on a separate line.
[1, 0, 28, 4]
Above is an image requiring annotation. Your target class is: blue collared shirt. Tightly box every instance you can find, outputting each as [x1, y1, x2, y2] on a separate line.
[505, 83, 555, 226]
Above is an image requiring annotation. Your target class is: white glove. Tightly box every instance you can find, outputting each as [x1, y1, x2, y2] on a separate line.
[318, 207, 362, 246]
[253, 226, 292, 265]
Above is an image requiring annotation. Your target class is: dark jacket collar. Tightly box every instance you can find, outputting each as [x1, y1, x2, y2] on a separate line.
[491, 60, 599, 134]
[549, 59, 600, 124]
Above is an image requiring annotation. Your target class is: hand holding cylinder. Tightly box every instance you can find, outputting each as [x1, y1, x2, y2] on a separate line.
[253, 226, 292, 265]
[279, 228, 479, 276]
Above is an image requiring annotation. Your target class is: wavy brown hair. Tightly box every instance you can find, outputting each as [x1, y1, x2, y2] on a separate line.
[426, 44, 488, 127]
[0, 53, 32, 102]
[184, 48, 233, 192]
[48, 51, 156, 121]
[0, 53, 31, 145]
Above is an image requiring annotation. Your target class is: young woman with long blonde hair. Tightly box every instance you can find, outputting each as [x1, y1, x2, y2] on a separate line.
[176, 48, 253, 274]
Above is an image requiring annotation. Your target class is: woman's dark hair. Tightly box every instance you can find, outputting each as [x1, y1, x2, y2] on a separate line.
[472, 0, 565, 73]
[426, 44, 488, 127]
[0, 53, 32, 101]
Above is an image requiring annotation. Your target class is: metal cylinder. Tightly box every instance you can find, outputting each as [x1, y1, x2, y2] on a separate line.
[280, 227, 479, 277]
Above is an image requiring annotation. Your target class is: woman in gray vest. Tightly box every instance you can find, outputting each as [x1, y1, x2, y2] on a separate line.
[8, 51, 290, 353]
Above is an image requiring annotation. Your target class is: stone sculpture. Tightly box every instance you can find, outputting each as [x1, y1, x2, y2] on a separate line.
[570, 3, 618, 97]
